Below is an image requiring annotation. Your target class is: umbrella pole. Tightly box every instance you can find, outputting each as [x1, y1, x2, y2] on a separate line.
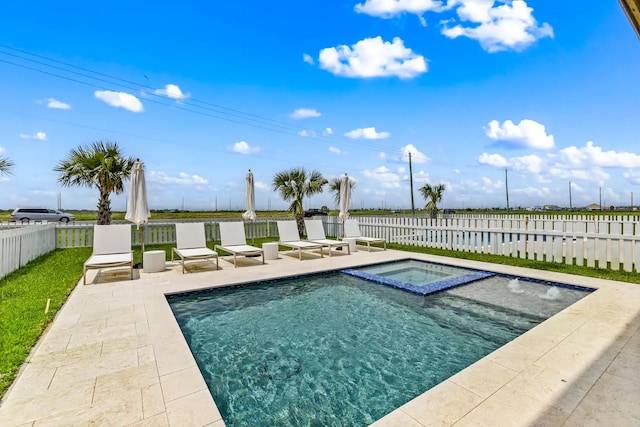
[141, 225, 145, 254]
[252, 221, 255, 245]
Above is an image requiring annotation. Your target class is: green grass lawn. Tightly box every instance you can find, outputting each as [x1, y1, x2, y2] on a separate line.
[0, 248, 91, 396]
[1, 240, 638, 399]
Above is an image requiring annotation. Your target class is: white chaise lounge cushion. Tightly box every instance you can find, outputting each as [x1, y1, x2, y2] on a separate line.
[172, 223, 218, 273]
[276, 220, 323, 260]
[344, 219, 386, 251]
[215, 222, 264, 267]
[304, 219, 350, 256]
[83, 224, 133, 285]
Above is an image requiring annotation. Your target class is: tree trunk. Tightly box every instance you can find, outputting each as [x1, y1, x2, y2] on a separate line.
[295, 213, 305, 237]
[97, 191, 112, 225]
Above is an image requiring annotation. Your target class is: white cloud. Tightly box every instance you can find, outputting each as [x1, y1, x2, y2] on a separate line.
[147, 171, 208, 185]
[19, 132, 47, 141]
[323, 127, 333, 135]
[154, 84, 189, 100]
[255, 181, 269, 191]
[319, 36, 427, 79]
[363, 166, 401, 188]
[411, 170, 431, 183]
[290, 108, 321, 119]
[478, 152, 508, 167]
[230, 141, 260, 154]
[298, 129, 317, 137]
[45, 98, 71, 109]
[557, 141, 640, 169]
[548, 166, 610, 183]
[458, 176, 502, 194]
[454, 168, 460, 173]
[302, 53, 314, 65]
[329, 146, 346, 155]
[510, 154, 543, 173]
[513, 186, 551, 197]
[485, 119, 554, 149]
[623, 170, 640, 185]
[379, 152, 387, 159]
[355, 0, 445, 25]
[94, 90, 144, 112]
[442, 0, 553, 53]
[344, 127, 390, 139]
[0, 146, 4, 154]
[479, 152, 543, 174]
[401, 144, 428, 163]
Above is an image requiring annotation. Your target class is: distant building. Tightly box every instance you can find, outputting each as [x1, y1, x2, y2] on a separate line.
[586, 203, 602, 211]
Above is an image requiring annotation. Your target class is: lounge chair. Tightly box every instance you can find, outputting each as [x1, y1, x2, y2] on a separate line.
[83, 224, 134, 285]
[344, 218, 387, 251]
[171, 223, 219, 273]
[215, 221, 264, 267]
[304, 219, 350, 256]
[276, 220, 323, 260]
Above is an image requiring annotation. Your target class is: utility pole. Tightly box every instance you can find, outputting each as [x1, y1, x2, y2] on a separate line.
[599, 187, 602, 211]
[569, 181, 572, 210]
[505, 168, 510, 212]
[632, 192, 634, 210]
[409, 152, 415, 215]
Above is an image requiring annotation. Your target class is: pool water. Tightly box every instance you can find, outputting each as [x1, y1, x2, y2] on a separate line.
[342, 259, 495, 295]
[357, 259, 472, 284]
[169, 268, 591, 427]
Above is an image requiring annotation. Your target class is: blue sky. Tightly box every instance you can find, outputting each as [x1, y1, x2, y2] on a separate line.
[1, 0, 639, 212]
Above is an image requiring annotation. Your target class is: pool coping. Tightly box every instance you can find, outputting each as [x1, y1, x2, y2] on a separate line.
[1, 247, 639, 426]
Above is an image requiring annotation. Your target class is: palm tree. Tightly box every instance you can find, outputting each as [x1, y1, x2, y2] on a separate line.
[0, 156, 15, 176]
[419, 183, 446, 219]
[273, 167, 327, 235]
[54, 141, 135, 225]
[328, 176, 356, 205]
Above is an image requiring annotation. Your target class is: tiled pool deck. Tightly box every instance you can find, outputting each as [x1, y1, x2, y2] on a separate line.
[1, 247, 639, 426]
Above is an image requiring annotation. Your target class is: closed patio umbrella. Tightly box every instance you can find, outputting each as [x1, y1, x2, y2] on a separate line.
[242, 169, 256, 244]
[338, 173, 350, 238]
[125, 159, 151, 258]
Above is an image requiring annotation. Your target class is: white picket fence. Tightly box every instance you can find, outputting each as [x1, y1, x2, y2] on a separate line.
[346, 215, 640, 273]
[2, 214, 639, 280]
[0, 223, 58, 280]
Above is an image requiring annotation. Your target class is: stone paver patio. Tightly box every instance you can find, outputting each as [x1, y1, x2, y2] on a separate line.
[0, 246, 639, 426]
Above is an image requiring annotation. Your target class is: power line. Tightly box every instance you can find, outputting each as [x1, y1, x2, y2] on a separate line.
[0, 45, 409, 155]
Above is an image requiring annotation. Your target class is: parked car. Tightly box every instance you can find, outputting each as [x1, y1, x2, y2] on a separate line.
[10, 207, 75, 223]
[303, 208, 328, 218]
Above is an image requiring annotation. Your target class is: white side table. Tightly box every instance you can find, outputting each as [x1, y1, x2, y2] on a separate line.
[342, 237, 357, 253]
[143, 250, 166, 273]
[262, 242, 279, 260]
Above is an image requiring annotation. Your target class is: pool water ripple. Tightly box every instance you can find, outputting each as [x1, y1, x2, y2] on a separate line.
[168, 270, 591, 427]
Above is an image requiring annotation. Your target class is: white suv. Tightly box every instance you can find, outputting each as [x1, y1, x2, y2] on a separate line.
[10, 207, 76, 223]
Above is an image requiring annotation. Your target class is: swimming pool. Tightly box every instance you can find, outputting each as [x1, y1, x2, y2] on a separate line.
[168, 260, 593, 426]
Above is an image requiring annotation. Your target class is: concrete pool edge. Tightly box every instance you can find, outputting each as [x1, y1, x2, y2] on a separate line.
[0, 248, 638, 426]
